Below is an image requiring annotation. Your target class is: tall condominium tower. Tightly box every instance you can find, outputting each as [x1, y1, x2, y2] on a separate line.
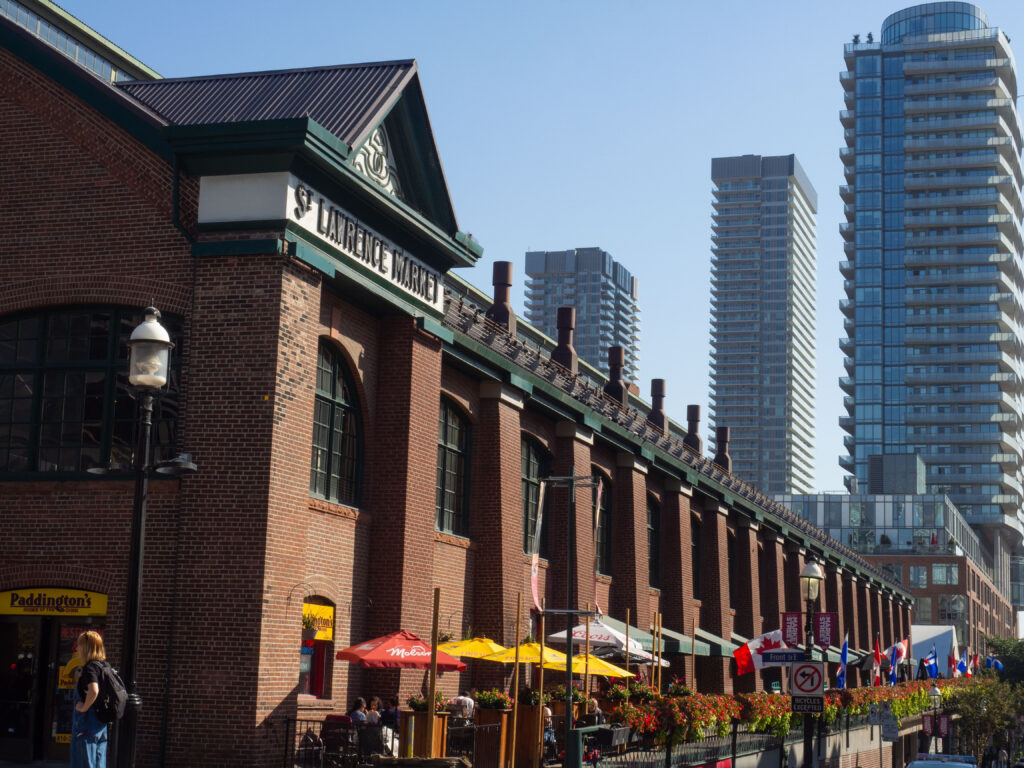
[524, 248, 640, 379]
[709, 154, 818, 494]
[840, 3, 1024, 598]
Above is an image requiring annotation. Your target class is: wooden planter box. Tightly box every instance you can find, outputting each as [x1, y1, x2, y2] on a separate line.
[398, 709, 449, 758]
[513, 704, 543, 768]
[475, 708, 511, 768]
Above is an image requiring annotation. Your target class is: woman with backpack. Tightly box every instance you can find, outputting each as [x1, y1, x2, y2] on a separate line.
[72, 631, 108, 768]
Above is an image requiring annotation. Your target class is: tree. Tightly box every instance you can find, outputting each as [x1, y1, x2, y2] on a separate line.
[949, 679, 1019, 765]
[984, 636, 1024, 684]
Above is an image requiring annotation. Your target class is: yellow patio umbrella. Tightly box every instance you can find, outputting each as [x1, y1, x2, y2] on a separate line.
[568, 653, 634, 678]
[437, 637, 508, 658]
[479, 642, 568, 668]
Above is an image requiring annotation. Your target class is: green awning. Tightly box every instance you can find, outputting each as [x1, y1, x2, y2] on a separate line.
[599, 616, 710, 655]
[696, 628, 739, 657]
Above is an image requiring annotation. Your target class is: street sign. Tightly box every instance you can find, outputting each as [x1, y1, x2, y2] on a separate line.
[782, 612, 802, 646]
[792, 662, 825, 695]
[868, 704, 879, 725]
[792, 695, 824, 714]
[771, 682, 781, 692]
[762, 650, 806, 663]
[881, 719, 899, 742]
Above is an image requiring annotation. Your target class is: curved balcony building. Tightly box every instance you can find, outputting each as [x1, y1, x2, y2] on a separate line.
[840, 3, 1024, 602]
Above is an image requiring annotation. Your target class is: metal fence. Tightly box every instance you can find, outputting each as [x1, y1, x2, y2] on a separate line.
[589, 722, 782, 768]
[283, 719, 395, 768]
[446, 722, 501, 768]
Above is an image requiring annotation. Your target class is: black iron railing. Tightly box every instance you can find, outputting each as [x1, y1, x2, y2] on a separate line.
[446, 721, 501, 768]
[283, 719, 395, 768]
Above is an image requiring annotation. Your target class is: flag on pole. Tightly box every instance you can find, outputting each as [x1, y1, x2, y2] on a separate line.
[873, 636, 882, 686]
[985, 654, 1004, 672]
[948, 651, 956, 677]
[889, 641, 900, 685]
[969, 653, 978, 677]
[733, 629, 786, 676]
[957, 651, 968, 677]
[837, 633, 849, 690]
[925, 645, 938, 679]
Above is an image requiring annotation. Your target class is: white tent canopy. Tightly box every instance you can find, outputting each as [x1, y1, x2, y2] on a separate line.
[547, 619, 651, 659]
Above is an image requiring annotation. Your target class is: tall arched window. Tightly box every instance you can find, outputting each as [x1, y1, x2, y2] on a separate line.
[594, 472, 612, 576]
[0, 306, 181, 474]
[647, 497, 660, 588]
[310, 341, 361, 504]
[436, 397, 469, 535]
[521, 437, 550, 555]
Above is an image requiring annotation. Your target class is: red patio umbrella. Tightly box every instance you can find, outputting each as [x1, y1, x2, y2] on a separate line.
[335, 630, 467, 671]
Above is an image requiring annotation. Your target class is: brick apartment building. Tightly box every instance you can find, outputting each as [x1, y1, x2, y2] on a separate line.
[0, 3, 910, 766]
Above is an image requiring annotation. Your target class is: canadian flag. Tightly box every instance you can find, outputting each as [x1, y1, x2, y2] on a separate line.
[733, 629, 786, 676]
[883, 639, 908, 663]
[873, 636, 882, 686]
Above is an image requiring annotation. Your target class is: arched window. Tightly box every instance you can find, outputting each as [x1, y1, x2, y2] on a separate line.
[594, 472, 612, 576]
[0, 306, 181, 474]
[310, 342, 361, 504]
[521, 437, 550, 555]
[436, 397, 469, 535]
[647, 497, 660, 588]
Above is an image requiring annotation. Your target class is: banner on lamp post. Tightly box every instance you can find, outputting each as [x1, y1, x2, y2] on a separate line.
[814, 613, 837, 648]
[922, 714, 934, 736]
[938, 715, 951, 738]
[781, 612, 803, 647]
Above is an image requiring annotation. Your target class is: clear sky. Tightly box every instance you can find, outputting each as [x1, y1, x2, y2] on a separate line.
[60, 0, 1024, 492]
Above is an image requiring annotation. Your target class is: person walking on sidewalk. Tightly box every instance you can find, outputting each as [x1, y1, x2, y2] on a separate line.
[71, 631, 108, 768]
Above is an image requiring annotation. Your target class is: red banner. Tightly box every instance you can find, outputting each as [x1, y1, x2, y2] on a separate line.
[922, 713, 933, 736]
[938, 714, 950, 737]
[781, 612, 802, 646]
[814, 613, 837, 648]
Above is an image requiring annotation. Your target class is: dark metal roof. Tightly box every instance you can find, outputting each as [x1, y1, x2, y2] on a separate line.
[116, 60, 416, 149]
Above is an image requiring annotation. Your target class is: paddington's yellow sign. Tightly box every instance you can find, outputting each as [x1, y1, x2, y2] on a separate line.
[0, 589, 107, 616]
[303, 603, 335, 641]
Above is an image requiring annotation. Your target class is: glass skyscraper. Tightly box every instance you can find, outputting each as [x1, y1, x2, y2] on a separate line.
[524, 248, 640, 380]
[709, 154, 818, 494]
[840, 3, 1024, 598]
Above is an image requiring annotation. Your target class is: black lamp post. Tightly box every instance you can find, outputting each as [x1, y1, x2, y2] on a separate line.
[120, 307, 175, 768]
[800, 558, 824, 768]
[929, 684, 942, 754]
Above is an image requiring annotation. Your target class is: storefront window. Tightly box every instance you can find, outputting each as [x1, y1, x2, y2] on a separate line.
[299, 599, 335, 699]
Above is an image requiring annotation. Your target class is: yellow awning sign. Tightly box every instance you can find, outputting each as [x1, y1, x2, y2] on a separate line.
[0, 589, 107, 616]
[303, 602, 335, 641]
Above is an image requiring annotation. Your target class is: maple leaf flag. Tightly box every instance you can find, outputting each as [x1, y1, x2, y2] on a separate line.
[733, 629, 786, 676]
[873, 636, 882, 686]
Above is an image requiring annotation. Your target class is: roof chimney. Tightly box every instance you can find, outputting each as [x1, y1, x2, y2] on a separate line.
[485, 261, 516, 336]
[683, 405, 702, 454]
[551, 306, 578, 373]
[713, 426, 731, 472]
[602, 346, 629, 406]
[649, 379, 666, 432]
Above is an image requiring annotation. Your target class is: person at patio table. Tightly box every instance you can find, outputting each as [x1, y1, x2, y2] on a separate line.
[380, 697, 399, 755]
[348, 697, 368, 724]
[365, 696, 382, 724]
[452, 690, 475, 719]
[587, 698, 606, 725]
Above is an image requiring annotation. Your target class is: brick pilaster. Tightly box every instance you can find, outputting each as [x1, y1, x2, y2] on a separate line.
[843, 572, 860, 654]
[758, 535, 787, 692]
[610, 453, 650, 627]
[733, 518, 761, 692]
[548, 422, 594, 616]
[367, 316, 443, 692]
[697, 502, 732, 693]
[473, 382, 525, 687]
[658, 478, 696, 685]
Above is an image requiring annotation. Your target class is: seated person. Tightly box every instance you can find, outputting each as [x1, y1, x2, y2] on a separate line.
[543, 704, 557, 755]
[348, 697, 368, 724]
[451, 690, 475, 719]
[587, 698, 606, 725]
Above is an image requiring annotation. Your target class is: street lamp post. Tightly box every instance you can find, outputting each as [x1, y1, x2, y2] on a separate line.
[120, 307, 175, 768]
[929, 684, 942, 754]
[800, 559, 824, 768]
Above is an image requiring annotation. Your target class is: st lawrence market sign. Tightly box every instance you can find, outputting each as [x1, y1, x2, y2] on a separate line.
[290, 180, 443, 313]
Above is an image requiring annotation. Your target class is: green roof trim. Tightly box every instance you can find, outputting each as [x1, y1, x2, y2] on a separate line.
[455, 231, 484, 257]
[192, 238, 285, 258]
[417, 316, 454, 344]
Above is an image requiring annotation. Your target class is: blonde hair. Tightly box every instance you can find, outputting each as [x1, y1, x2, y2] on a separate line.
[77, 631, 106, 663]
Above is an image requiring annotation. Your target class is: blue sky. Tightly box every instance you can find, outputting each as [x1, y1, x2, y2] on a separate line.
[64, 0, 1024, 492]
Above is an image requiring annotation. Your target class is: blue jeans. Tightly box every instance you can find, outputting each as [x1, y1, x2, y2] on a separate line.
[70, 706, 108, 768]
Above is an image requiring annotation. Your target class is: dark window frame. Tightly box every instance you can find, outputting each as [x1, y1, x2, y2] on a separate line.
[594, 471, 612, 576]
[309, 341, 362, 505]
[647, 496, 660, 587]
[521, 436, 550, 556]
[436, 396, 469, 536]
[0, 306, 181, 476]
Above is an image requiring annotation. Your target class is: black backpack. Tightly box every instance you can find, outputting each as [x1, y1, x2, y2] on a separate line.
[86, 660, 128, 723]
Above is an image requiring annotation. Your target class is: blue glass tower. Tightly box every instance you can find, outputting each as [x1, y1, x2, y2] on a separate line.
[840, 3, 1024, 599]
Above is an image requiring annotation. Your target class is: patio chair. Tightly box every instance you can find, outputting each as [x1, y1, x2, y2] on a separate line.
[321, 715, 358, 768]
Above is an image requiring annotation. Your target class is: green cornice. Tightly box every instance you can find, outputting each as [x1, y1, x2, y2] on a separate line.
[0, 18, 169, 160]
[166, 117, 479, 272]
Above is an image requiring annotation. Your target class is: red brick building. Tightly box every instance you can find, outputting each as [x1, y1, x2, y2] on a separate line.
[0, 4, 910, 766]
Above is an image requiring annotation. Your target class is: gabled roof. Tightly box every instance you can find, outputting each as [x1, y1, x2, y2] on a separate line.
[116, 60, 414, 151]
